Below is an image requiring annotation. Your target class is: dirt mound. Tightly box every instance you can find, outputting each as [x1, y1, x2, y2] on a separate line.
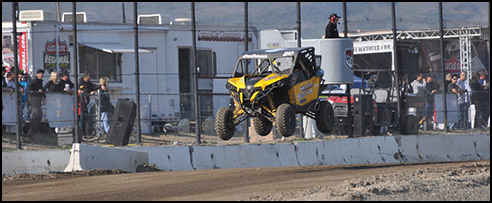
[246, 161, 490, 201]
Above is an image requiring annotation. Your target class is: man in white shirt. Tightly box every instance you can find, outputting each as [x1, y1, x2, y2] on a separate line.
[456, 71, 472, 129]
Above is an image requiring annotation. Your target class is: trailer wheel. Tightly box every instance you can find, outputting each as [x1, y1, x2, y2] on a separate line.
[253, 116, 272, 136]
[315, 101, 334, 133]
[215, 107, 236, 140]
[275, 104, 296, 137]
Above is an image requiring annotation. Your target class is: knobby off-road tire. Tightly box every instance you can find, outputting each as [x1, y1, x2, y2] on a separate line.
[253, 116, 272, 136]
[215, 107, 235, 140]
[315, 101, 334, 133]
[275, 104, 296, 137]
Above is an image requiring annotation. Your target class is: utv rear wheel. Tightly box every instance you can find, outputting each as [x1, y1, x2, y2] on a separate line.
[316, 101, 334, 133]
[275, 104, 296, 137]
[253, 117, 272, 136]
[215, 107, 235, 140]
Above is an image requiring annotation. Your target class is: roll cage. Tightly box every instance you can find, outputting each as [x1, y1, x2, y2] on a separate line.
[232, 47, 319, 79]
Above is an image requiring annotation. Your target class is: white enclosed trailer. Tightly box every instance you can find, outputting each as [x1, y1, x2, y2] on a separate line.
[2, 11, 257, 133]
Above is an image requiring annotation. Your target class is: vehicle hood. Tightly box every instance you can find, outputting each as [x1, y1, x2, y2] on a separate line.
[228, 73, 288, 91]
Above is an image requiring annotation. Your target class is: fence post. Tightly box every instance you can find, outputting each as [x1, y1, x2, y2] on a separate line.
[134, 2, 142, 144]
[12, 2, 22, 149]
[72, 2, 80, 143]
[191, 2, 201, 145]
[243, 2, 250, 143]
[439, 2, 448, 132]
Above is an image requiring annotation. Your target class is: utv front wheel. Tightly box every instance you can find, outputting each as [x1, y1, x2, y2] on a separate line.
[275, 104, 296, 137]
[315, 101, 334, 133]
[215, 107, 236, 140]
[253, 117, 272, 136]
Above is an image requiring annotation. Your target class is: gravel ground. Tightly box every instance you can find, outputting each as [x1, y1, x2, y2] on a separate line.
[2, 161, 489, 201]
[246, 160, 490, 201]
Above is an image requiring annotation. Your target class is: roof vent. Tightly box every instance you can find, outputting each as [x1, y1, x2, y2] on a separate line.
[19, 10, 54, 22]
[174, 18, 191, 25]
[62, 12, 100, 23]
[138, 14, 162, 25]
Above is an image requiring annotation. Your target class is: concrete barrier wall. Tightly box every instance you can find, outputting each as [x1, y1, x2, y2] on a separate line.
[396, 134, 489, 162]
[2, 149, 70, 176]
[122, 145, 194, 171]
[2, 134, 489, 175]
[64, 144, 149, 173]
[190, 143, 299, 170]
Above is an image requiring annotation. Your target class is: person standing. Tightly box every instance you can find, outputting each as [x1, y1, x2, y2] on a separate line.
[456, 71, 472, 129]
[98, 77, 113, 137]
[447, 75, 461, 130]
[470, 71, 487, 129]
[2, 65, 7, 88]
[43, 71, 59, 92]
[424, 75, 438, 129]
[18, 72, 28, 121]
[324, 13, 341, 38]
[78, 71, 96, 137]
[55, 70, 74, 93]
[27, 69, 46, 131]
[444, 73, 452, 92]
[411, 73, 428, 96]
[478, 70, 490, 128]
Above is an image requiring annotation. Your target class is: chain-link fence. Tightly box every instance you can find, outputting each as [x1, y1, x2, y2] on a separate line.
[2, 2, 489, 150]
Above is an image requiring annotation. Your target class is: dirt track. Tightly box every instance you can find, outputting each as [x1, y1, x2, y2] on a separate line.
[2, 160, 489, 201]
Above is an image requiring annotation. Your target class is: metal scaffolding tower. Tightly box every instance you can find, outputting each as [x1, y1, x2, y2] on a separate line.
[459, 28, 472, 80]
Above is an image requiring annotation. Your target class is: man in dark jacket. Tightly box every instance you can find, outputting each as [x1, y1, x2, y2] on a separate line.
[55, 70, 74, 93]
[470, 71, 487, 129]
[325, 13, 341, 38]
[78, 71, 96, 103]
[424, 75, 438, 129]
[78, 71, 96, 137]
[27, 69, 46, 127]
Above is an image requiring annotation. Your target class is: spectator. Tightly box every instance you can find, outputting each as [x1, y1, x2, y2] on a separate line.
[78, 71, 96, 137]
[456, 71, 472, 129]
[43, 71, 59, 92]
[400, 74, 412, 95]
[447, 75, 461, 130]
[424, 75, 438, 129]
[478, 70, 490, 128]
[324, 13, 341, 38]
[27, 69, 46, 128]
[478, 70, 489, 87]
[18, 72, 28, 121]
[5, 72, 16, 89]
[411, 73, 428, 96]
[2, 65, 7, 88]
[470, 71, 487, 129]
[55, 70, 74, 94]
[18, 72, 27, 98]
[444, 73, 452, 92]
[98, 77, 113, 137]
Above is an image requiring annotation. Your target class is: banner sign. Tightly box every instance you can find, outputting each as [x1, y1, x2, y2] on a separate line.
[353, 40, 393, 55]
[43, 38, 70, 71]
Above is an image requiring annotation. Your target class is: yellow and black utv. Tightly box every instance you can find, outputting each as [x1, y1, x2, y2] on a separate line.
[215, 47, 334, 140]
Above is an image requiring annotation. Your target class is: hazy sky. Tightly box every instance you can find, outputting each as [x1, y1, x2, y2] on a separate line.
[2, 2, 489, 39]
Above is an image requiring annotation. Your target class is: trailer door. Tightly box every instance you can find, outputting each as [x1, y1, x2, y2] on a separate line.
[178, 48, 216, 120]
[197, 49, 216, 118]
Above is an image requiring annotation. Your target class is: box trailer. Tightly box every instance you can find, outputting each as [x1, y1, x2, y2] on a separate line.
[2, 11, 257, 133]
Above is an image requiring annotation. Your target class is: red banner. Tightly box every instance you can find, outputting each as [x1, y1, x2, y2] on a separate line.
[444, 56, 460, 73]
[18, 32, 28, 73]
